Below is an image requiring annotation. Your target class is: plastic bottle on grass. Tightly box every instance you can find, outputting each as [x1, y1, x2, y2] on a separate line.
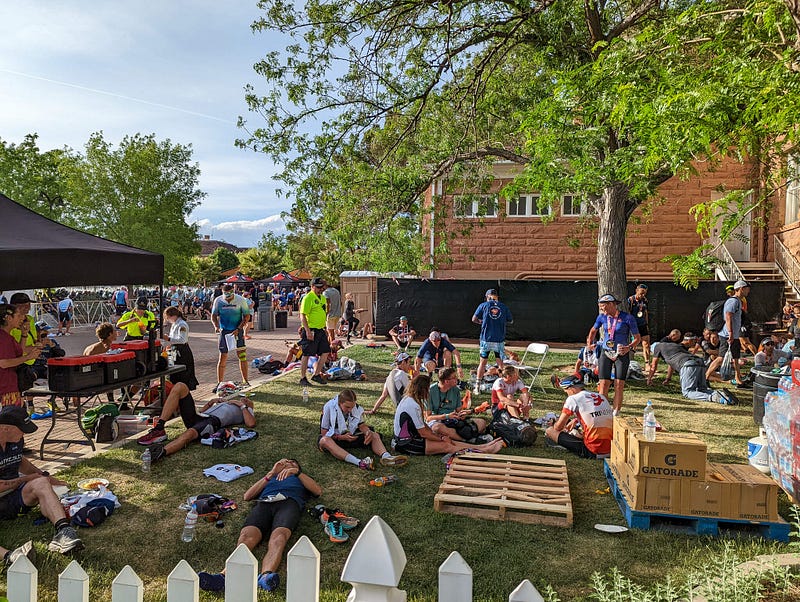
[643, 400, 657, 442]
[141, 448, 151, 473]
[369, 475, 398, 487]
[302, 387, 309, 403]
[182, 508, 198, 542]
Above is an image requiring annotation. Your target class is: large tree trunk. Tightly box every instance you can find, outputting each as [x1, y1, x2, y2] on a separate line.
[596, 183, 630, 302]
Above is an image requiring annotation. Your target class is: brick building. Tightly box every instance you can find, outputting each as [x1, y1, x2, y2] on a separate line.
[422, 158, 771, 281]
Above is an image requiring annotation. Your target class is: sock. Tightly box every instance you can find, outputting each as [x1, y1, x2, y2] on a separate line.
[155, 419, 166, 430]
[381, 452, 391, 459]
[344, 454, 360, 466]
[3, 551, 9, 563]
[54, 518, 70, 532]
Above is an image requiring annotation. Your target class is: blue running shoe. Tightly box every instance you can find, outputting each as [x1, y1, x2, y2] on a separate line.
[198, 571, 225, 592]
[324, 519, 349, 543]
[257, 571, 280, 592]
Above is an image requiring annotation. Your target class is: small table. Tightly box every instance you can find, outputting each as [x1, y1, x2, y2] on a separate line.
[32, 365, 186, 459]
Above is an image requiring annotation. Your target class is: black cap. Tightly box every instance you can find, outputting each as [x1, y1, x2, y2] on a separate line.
[136, 297, 148, 309]
[9, 292, 31, 304]
[0, 406, 38, 434]
[311, 277, 325, 287]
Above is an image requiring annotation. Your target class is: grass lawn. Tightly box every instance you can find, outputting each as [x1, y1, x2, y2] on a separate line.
[1, 345, 796, 601]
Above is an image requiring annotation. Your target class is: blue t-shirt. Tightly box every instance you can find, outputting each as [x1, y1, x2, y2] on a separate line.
[258, 474, 314, 510]
[57, 298, 73, 312]
[417, 339, 455, 364]
[473, 300, 513, 342]
[593, 311, 639, 347]
[212, 295, 251, 331]
[718, 297, 742, 339]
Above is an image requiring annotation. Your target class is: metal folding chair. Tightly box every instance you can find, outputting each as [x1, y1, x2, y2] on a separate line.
[517, 343, 549, 393]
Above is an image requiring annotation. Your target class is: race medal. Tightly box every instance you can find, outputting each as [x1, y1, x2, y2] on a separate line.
[637, 311, 643, 318]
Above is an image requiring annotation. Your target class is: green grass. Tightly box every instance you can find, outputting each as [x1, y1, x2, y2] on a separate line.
[0, 346, 795, 601]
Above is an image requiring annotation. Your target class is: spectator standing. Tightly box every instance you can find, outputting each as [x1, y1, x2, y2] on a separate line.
[56, 295, 74, 336]
[0, 305, 41, 408]
[472, 289, 514, 395]
[211, 284, 251, 390]
[298, 277, 331, 386]
[627, 284, 650, 364]
[164, 307, 199, 390]
[342, 292, 364, 345]
[112, 286, 128, 317]
[323, 284, 341, 343]
[8, 294, 38, 376]
[717, 280, 751, 387]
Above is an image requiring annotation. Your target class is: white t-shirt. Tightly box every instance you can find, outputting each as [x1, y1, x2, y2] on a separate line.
[393, 395, 426, 438]
[167, 318, 190, 345]
[562, 390, 613, 455]
[385, 368, 411, 404]
[320, 395, 364, 437]
[491, 378, 527, 406]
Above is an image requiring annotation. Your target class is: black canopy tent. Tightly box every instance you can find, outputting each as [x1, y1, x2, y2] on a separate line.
[0, 193, 164, 289]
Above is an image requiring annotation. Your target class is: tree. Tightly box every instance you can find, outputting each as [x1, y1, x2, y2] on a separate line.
[190, 256, 222, 285]
[243, 0, 792, 298]
[210, 247, 239, 272]
[237, 233, 286, 279]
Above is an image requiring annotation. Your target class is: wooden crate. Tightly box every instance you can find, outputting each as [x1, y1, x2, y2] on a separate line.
[433, 452, 572, 527]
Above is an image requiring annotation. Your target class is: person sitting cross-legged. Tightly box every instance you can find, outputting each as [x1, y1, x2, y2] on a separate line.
[318, 389, 407, 469]
[491, 365, 532, 420]
[137, 381, 255, 462]
[424, 367, 489, 443]
[198, 458, 321, 593]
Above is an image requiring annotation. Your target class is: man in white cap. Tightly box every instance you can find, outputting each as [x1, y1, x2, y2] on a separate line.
[471, 288, 513, 394]
[718, 280, 751, 387]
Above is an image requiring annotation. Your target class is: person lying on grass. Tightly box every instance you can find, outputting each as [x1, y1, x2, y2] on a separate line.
[137, 381, 255, 463]
[392, 374, 506, 456]
[318, 389, 408, 470]
[198, 458, 321, 594]
[365, 352, 415, 415]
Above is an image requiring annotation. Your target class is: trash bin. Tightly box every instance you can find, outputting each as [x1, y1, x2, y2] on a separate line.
[751, 366, 782, 425]
[275, 310, 288, 329]
[256, 307, 273, 331]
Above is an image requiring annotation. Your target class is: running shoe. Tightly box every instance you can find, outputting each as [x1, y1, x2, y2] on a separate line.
[257, 571, 280, 592]
[324, 519, 349, 543]
[5, 540, 35, 567]
[47, 526, 83, 554]
[379, 454, 408, 467]
[137, 426, 167, 446]
[358, 457, 374, 470]
[298, 376, 311, 386]
[198, 572, 225, 592]
[320, 508, 359, 529]
[311, 374, 327, 385]
[148, 443, 167, 463]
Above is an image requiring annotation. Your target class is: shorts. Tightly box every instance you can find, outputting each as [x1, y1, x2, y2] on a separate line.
[597, 351, 630, 381]
[636, 323, 649, 337]
[58, 311, 72, 323]
[326, 316, 339, 330]
[218, 329, 246, 354]
[189, 415, 222, 438]
[0, 485, 32, 520]
[243, 498, 301, 538]
[420, 353, 444, 368]
[479, 340, 506, 360]
[439, 418, 479, 441]
[115, 303, 127, 315]
[556, 431, 597, 459]
[318, 428, 377, 450]
[299, 328, 331, 357]
[392, 436, 426, 456]
[718, 337, 741, 360]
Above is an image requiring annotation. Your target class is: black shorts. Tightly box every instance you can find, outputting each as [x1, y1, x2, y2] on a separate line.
[597, 351, 630, 381]
[58, 311, 72, 323]
[189, 415, 222, 438]
[243, 498, 301, 537]
[556, 431, 596, 459]
[318, 428, 377, 450]
[300, 328, 331, 356]
[718, 337, 741, 360]
[637, 323, 649, 337]
[392, 436, 426, 456]
[0, 485, 32, 520]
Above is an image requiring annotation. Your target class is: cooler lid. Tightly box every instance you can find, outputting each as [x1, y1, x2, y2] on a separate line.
[101, 351, 136, 363]
[47, 355, 103, 366]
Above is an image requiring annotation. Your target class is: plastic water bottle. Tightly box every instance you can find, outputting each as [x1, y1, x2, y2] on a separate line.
[181, 508, 198, 542]
[369, 475, 398, 487]
[643, 400, 657, 442]
[141, 448, 151, 473]
[302, 386, 309, 403]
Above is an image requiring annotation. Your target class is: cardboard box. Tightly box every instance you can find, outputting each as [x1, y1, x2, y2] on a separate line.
[680, 463, 734, 518]
[611, 460, 681, 514]
[611, 416, 641, 466]
[717, 463, 780, 522]
[627, 430, 706, 481]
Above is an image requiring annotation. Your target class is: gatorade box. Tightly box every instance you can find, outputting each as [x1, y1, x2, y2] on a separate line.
[99, 351, 136, 385]
[47, 356, 104, 391]
[627, 430, 706, 481]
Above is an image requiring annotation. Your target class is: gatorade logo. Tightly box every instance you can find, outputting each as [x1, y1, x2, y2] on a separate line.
[664, 454, 677, 466]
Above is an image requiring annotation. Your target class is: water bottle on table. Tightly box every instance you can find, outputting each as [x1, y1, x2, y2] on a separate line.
[182, 508, 198, 542]
[643, 400, 657, 442]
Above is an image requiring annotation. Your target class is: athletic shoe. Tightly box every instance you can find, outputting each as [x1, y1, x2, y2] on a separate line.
[257, 571, 280, 592]
[380, 454, 408, 467]
[48, 526, 83, 554]
[721, 388, 739, 406]
[212, 382, 223, 393]
[148, 443, 167, 463]
[198, 572, 226, 592]
[137, 426, 167, 446]
[473, 384, 480, 395]
[550, 374, 560, 389]
[311, 374, 327, 385]
[476, 434, 495, 444]
[324, 519, 349, 543]
[298, 377, 311, 386]
[5, 540, 35, 567]
[358, 457, 374, 470]
[320, 508, 359, 529]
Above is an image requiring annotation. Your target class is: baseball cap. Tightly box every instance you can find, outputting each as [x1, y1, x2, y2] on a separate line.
[725, 285, 735, 292]
[311, 277, 325, 287]
[429, 331, 441, 340]
[485, 288, 498, 297]
[395, 352, 410, 363]
[733, 280, 750, 290]
[35, 320, 52, 331]
[399, 316, 408, 321]
[636, 283, 648, 289]
[0, 406, 38, 434]
[9, 292, 31, 304]
[136, 297, 148, 309]
[761, 337, 775, 346]
[558, 375, 584, 389]
[598, 294, 620, 303]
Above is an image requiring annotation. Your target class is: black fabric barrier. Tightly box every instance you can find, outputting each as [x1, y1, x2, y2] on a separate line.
[376, 279, 783, 343]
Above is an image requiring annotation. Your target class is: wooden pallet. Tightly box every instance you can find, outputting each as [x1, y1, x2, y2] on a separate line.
[433, 452, 572, 527]
[603, 461, 790, 542]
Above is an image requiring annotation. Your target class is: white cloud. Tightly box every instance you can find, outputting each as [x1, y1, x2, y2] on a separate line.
[195, 214, 287, 247]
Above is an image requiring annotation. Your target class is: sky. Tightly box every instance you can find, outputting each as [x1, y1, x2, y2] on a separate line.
[0, 1, 290, 248]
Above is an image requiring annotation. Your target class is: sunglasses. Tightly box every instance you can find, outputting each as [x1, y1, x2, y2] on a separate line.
[764, 342, 775, 346]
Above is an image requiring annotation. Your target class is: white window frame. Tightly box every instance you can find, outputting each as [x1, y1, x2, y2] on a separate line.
[506, 193, 550, 218]
[787, 156, 800, 226]
[561, 194, 584, 217]
[454, 195, 498, 218]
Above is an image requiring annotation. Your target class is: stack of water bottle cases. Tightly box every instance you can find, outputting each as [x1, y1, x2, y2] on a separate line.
[763, 370, 800, 501]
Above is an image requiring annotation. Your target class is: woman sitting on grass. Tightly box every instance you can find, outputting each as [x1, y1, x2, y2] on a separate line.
[392, 374, 505, 456]
[319, 389, 408, 470]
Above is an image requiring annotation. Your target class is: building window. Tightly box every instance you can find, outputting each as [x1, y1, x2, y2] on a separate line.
[454, 195, 497, 218]
[562, 194, 583, 216]
[507, 194, 550, 217]
[787, 156, 800, 226]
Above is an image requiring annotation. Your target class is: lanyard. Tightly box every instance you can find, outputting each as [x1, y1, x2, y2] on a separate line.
[606, 314, 620, 340]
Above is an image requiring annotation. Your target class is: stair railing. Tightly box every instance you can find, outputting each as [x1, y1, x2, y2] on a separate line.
[706, 236, 745, 282]
[774, 235, 800, 300]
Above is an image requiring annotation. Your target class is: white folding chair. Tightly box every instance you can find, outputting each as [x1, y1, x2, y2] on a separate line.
[517, 343, 549, 393]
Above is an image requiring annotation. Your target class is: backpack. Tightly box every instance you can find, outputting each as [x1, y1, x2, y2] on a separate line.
[71, 498, 116, 528]
[192, 494, 237, 522]
[257, 359, 285, 374]
[489, 409, 537, 447]
[81, 403, 120, 432]
[704, 300, 726, 332]
[94, 413, 118, 443]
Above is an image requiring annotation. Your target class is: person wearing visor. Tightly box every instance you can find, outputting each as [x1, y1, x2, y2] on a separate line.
[754, 336, 790, 368]
[586, 294, 640, 415]
[211, 284, 252, 391]
[544, 375, 613, 459]
[116, 297, 156, 340]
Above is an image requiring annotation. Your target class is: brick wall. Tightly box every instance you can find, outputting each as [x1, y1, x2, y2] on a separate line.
[424, 158, 759, 279]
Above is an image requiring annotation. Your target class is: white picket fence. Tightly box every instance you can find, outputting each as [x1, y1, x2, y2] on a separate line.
[6, 516, 546, 602]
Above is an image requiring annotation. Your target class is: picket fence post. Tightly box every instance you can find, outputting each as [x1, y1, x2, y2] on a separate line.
[438, 551, 472, 602]
[167, 559, 198, 602]
[7, 554, 37, 602]
[111, 565, 143, 602]
[224, 542, 258, 602]
[508, 579, 545, 602]
[341, 516, 407, 602]
[287, 535, 319, 602]
[58, 560, 89, 602]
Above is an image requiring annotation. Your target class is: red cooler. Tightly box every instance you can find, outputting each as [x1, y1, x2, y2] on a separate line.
[100, 351, 136, 384]
[47, 356, 104, 391]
